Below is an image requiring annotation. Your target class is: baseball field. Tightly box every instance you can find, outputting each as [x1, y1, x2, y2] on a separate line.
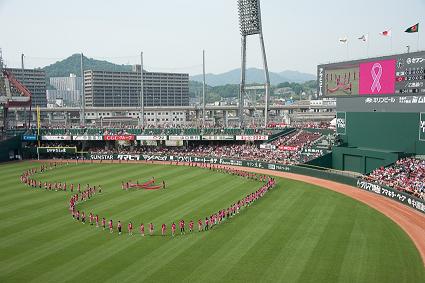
[0, 161, 424, 283]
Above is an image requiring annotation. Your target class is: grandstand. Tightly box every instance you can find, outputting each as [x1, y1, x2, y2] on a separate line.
[364, 157, 425, 200]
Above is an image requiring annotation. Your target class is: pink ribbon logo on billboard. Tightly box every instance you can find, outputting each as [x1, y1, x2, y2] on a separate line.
[359, 59, 396, 95]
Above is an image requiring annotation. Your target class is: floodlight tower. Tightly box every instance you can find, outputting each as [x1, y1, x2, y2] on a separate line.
[238, 0, 270, 128]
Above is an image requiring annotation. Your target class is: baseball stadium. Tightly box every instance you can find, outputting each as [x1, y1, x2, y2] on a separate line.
[1, 1, 425, 283]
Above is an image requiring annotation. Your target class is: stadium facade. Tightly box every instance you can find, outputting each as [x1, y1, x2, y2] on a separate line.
[84, 67, 189, 108]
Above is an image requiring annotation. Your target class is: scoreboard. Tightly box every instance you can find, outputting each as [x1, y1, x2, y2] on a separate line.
[396, 54, 425, 94]
[317, 50, 425, 97]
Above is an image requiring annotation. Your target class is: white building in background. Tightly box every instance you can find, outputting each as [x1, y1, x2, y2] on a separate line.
[49, 74, 82, 107]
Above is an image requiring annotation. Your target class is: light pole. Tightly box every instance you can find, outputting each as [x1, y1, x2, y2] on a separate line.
[139, 52, 145, 128]
[80, 53, 85, 126]
[238, 0, 270, 128]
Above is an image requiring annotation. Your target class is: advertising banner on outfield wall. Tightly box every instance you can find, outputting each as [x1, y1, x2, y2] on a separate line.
[202, 135, 235, 141]
[41, 135, 72, 141]
[103, 135, 135, 141]
[235, 135, 268, 141]
[356, 180, 425, 213]
[136, 135, 167, 141]
[73, 136, 103, 141]
[22, 135, 37, 141]
[168, 135, 201, 141]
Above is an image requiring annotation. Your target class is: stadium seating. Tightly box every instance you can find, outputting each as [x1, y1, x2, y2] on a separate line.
[364, 158, 425, 200]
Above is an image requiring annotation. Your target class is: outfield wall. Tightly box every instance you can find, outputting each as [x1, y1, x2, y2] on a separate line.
[81, 153, 425, 214]
[333, 95, 425, 174]
[338, 112, 425, 154]
[0, 136, 22, 162]
[332, 147, 404, 174]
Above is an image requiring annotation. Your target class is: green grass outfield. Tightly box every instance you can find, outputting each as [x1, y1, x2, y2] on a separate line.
[0, 161, 424, 283]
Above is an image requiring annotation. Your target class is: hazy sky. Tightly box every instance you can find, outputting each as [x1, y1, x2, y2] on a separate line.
[0, 0, 424, 75]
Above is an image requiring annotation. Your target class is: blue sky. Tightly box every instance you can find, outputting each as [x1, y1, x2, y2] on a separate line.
[0, 0, 424, 74]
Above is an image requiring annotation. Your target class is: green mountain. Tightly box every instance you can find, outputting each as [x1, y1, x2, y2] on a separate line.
[42, 54, 132, 78]
[190, 68, 315, 86]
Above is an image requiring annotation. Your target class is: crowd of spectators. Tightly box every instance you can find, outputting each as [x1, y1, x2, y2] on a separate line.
[364, 158, 425, 200]
[25, 126, 275, 137]
[272, 129, 323, 150]
[291, 121, 331, 129]
[86, 143, 325, 165]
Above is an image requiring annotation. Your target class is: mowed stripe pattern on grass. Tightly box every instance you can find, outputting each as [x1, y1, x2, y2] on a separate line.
[0, 161, 423, 283]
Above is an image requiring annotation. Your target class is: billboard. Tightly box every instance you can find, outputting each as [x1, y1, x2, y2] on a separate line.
[336, 112, 346, 135]
[103, 135, 135, 141]
[73, 136, 103, 141]
[22, 135, 37, 141]
[41, 135, 72, 141]
[318, 50, 425, 97]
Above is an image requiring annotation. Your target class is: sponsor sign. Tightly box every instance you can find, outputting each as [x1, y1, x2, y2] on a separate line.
[117, 154, 140, 161]
[235, 135, 268, 141]
[202, 135, 235, 141]
[260, 144, 276, 150]
[168, 135, 201, 141]
[41, 135, 72, 141]
[22, 135, 37, 141]
[302, 148, 324, 155]
[37, 147, 76, 154]
[336, 112, 346, 135]
[90, 154, 114, 160]
[356, 180, 425, 214]
[73, 136, 103, 141]
[103, 135, 135, 141]
[420, 112, 425, 141]
[356, 180, 382, 194]
[142, 154, 168, 161]
[136, 135, 167, 141]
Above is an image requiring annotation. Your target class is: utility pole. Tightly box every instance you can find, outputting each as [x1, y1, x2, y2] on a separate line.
[21, 53, 28, 128]
[202, 50, 206, 126]
[80, 53, 85, 126]
[139, 52, 145, 128]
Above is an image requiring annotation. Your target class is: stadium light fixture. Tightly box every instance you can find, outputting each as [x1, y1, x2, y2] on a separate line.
[237, 0, 270, 128]
[238, 0, 261, 36]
